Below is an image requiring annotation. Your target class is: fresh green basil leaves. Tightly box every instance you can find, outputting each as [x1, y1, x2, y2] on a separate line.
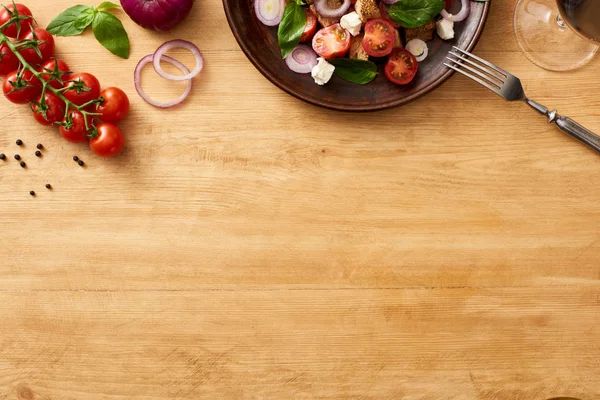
[47, 2, 130, 59]
[278, 0, 307, 59]
[328, 58, 378, 84]
[388, 0, 445, 29]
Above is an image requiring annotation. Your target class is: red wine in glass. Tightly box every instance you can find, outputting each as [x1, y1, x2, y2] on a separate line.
[557, 0, 600, 43]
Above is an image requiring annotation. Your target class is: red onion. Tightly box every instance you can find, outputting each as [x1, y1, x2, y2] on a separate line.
[285, 45, 318, 74]
[254, 0, 285, 26]
[441, 0, 470, 22]
[382, 0, 398, 4]
[120, 0, 194, 31]
[314, 0, 351, 19]
[153, 40, 204, 82]
[134, 54, 193, 108]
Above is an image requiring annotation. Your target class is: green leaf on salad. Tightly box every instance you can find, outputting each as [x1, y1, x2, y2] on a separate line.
[47, 5, 91, 36]
[278, 1, 306, 59]
[388, 0, 445, 29]
[328, 58, 378, 85]
[97, 1, 120, 9]
[92, 10, 130, 59]
[73, 7, 96, 31]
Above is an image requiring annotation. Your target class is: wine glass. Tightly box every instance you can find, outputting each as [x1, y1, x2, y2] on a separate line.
[514, 0, 600, 71]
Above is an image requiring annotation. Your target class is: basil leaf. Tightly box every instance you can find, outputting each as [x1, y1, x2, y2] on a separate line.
[278, 2, 306, 59]
[388, 0, 445, 29]
[328, 58, 378, 85]
[92, 10, 130, 59]
[97, 1, 120, 9]
[74, 7, 96, 31]
[47, 5, 91, 36]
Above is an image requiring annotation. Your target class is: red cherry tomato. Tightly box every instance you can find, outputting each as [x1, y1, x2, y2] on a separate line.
[299, 9, 317, 43]
[59, 110, 93, 143]
[63, 72, 101, 106]
[2, 69, 42, 104]
[384, 48, 419, 85]
[312, 24, 351, 59]
[20, 28, 55, 65]
[96, 87, 130, 123]
[444, 0, 453, 10]
[38, 59, 71, 89]
[32, 92, 66, 126]
[0, 3, 34, 39]
[0, 43, 20, 75]
[362, 18, 396, 57]
[90, 122, 125, 158]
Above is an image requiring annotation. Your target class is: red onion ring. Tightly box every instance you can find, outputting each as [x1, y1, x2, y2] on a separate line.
[152, 40, 204, 82]
[285, 45, 318, 74]
[134, 54, 193, 108]
[314, 0, 351, 19]
[382, 0, 398, 4]
[441, 0, 470, 22]
[254, 0, 285, 26]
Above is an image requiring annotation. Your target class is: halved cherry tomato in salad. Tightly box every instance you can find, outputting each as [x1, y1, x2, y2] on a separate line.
[299, 8, 317, 43]
[362, 18, 396, 57]
[64, 72, 101, 106]
[20, 28, 55, 65]
[0, 3, 34, 39]
[444, 0, 453, 9]
[312, 24, 351, 59]
[2, 69, 41, 104]
[378, 3, 400, 29]
[96, 87, 130, 123]
[32, 92, 66, 126]
[0, 43, 20, 75]
[59, 109, 93, 143]
[39, 59, 71, 89]
[384, 48, 418, 85]
[90, 122, 125, 158]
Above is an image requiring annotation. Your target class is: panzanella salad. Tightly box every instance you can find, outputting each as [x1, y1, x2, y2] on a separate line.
[254, 0, 485, 86]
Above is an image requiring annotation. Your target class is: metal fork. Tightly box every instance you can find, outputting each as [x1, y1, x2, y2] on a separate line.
[444, 46, 600, 154]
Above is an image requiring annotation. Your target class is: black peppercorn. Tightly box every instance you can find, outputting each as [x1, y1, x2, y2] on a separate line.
[16, 139, 23, 146]
[45, 184, 52, 189]
[30, 191, 35, 196]
[14, 154, 20, 160]
[20, 161, 26, 168]
[0, 154, 5, 160]
[78, 160, 84, 166]
[35, 150, 42, 157]
[73, 156, 79, 161]
[36, 144, 43, 150]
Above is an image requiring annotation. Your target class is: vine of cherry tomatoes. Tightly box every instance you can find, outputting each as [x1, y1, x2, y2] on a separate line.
[0, 2, 129, 158]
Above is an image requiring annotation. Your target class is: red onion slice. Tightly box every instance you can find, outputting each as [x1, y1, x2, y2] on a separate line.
[314, 0, 351, 19]
[441, 0, 470, 22]
[134, 54, 193, 108]
[152, 40, 204, 82]
[382, 0, 398, 4]
[254, 0, 285, 26]
[285, 45, 318, 74]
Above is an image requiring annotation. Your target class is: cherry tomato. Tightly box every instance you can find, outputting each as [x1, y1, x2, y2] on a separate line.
[20, 28, 55, 65]
[95, 87, 129, 123]
[312, 24, 351, 59]
[2, 69, 42, 104]
[59, 110, 93, 143]
[38, 59, 71, 89]
[299, 9, 317, 43]
[0, 43, 19, 75]
[0, 3, 33, 39]
[64, 72, 101, 106]
[362, 19, 396, 57]
[32, 92, 66, 126]
[384, 48, 418, 85]
[378, 3, 401, 29]
[90, 122, 125, 158]
[444, 0, 453, 9]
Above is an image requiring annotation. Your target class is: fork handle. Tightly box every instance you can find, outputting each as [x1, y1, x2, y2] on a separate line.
[525, 99, 600, 153]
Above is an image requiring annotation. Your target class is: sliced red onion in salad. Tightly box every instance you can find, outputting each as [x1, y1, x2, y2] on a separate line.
[134, 54, 193, 108]
[285, 45, 318, 74]
[153, 40, 204, 82]
[314, 0, 351, 19]
[255, 0, 285, 26]
[441, 0, 470, 22]
[405, 39, 428, 62]
[381, 0, 398, 4]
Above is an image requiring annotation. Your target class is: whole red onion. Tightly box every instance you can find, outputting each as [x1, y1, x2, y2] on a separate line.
[120, 0, 194, 31]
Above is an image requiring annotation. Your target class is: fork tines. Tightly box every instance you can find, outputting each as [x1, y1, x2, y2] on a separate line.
[444, 46, 508, 96]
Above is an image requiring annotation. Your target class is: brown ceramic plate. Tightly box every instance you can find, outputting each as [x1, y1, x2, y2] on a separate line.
[223, 0, 491, 111]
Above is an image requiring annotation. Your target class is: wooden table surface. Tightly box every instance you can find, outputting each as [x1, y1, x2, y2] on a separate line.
[1, 0, 600, 398]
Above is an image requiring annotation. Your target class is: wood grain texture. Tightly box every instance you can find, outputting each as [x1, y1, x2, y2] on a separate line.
[0, 0, 599, 398]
